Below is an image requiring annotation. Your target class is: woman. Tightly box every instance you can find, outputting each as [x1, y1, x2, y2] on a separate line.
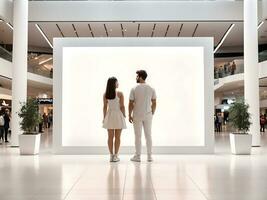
[103, 77, 126, 162]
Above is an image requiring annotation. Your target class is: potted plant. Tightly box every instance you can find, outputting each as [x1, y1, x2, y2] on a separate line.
[228, 99, 252, 155]
[18, 98, 42, 155]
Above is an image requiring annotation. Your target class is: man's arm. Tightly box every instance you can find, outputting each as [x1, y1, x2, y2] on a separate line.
[128, 100, 134, 123]
[151, 99, 156, 115]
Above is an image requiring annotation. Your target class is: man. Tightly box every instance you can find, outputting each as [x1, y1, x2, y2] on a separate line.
[231, 61, 236, 75]
[128, 70, 157, 162]
[0, 111, 5, 144]
[217, 113, 223, 133]
[3, 109, 10, 143]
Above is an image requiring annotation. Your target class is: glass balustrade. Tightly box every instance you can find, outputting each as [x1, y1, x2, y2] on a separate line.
[0, 45, 12, 62]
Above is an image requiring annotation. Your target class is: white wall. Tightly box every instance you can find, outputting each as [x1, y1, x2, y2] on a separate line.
[0, 0, 12, 22]
[29, 1, 243, 22]
[53, 37, 214, 154]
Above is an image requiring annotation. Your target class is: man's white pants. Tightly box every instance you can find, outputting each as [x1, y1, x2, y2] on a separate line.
[133, 113, 153, 156]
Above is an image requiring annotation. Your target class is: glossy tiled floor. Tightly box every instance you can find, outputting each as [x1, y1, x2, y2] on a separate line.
[1, 130, 267, 200]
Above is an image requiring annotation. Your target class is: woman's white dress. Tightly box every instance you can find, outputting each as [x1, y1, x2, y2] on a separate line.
[103, 95, 126, 129]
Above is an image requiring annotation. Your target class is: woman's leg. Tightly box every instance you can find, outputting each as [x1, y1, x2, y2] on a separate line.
[108, 129, 115, 155]
[114, 129, 122, 154]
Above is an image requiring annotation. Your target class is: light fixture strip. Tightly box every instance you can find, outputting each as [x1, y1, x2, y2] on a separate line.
[35, 24, 53, 49]
[103, 24, 109, 37]
[258, 21, 264, 29]
[120, 24, 124, 37]
[88, 24, 94, 37]
[214, 23, 235, 53]
[192, 24, 198, 37]
[151, 23, 156, 37]
[56, 24, 64, 37]
[39, 57, 53, 65]
[6, 22, 13, 30]
[164, 25, 170, 37]
[137, 23, 140, 37]
[178, 23, 183, 37]
[72, 24, 79, 37]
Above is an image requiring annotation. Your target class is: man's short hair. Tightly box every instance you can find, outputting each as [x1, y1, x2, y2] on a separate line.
[136, 70, 148, 80]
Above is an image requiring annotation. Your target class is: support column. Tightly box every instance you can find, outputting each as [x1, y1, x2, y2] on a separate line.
[244, 0, 260, 146]
[11, 0, 28, 146]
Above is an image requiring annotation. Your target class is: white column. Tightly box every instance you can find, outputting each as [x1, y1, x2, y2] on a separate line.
[11, 0, 28, 146]
[244, 0, 260, 146]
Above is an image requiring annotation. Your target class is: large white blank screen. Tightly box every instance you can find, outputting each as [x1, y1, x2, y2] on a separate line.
[62, 47, 204, 146]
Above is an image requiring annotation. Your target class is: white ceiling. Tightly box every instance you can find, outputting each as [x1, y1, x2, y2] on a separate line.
[0, 21, 267, 50]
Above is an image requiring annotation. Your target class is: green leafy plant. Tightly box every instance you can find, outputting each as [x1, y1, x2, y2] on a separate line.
[18, 98, 41, 134]
[228, 99, 251, 134]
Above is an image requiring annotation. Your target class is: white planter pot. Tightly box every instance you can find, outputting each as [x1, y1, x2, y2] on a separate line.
[230, 133, 252, 155]
[19, 134, 41, 155]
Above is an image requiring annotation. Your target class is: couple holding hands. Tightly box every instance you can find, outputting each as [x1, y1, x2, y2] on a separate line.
[103, 70, 157, 162]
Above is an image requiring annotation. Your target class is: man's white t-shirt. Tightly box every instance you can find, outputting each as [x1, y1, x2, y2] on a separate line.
[129, 83, 156, 119]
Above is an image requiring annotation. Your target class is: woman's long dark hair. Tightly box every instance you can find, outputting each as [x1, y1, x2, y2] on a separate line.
[105, 77, 117, 99]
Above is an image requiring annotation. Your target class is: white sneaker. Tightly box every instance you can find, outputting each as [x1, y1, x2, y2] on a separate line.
[113, 155, 120, 162]
[130, 155, 141, 162]
[110, 154, 114, 162]
[147, 155, 153, 162]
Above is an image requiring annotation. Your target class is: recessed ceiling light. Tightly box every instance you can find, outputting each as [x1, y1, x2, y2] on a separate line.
[110, 29, 112, 31]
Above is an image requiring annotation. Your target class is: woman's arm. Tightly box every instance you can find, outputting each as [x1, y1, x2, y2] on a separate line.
[103, 94, 108, 120]
[118, 92, 126, 117]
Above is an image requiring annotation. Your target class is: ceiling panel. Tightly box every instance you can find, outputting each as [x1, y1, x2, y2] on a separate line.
[139, 23, 154, 37]
[57, 23, 76, 37]
[89, 23, 107, 37]
[0, 21, 13, 44]
[28, 23, 49, 48]
[1, 21, 266, 51]
[105, 23, 122, 37]
[74, 23, 92, 37]
[122, 22, 138, 37]
[179, 23, 197, 37]
[166, 23, 182, 37]
[38, 23, 62, 45]
[195, 22, 231, 46]
[153, 23, 168, 37]
[258, 21, 267, 45]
